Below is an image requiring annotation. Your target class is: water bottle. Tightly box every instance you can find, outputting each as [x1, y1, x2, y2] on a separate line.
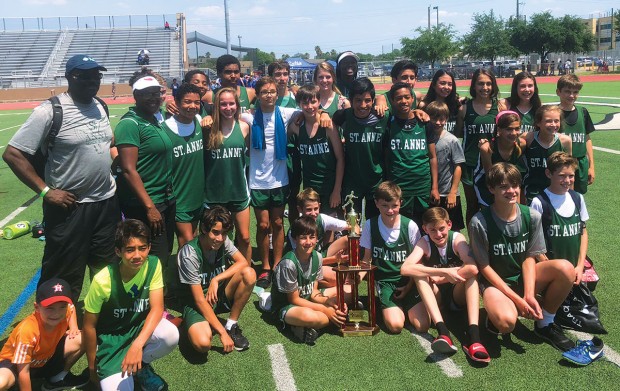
[3, 221, 31, 240]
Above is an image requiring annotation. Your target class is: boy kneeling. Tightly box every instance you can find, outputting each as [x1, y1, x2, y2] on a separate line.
[83, 220, 179, 391]
[271, 216, 347, 345]
[170, 206, 256, 353]
[402, 207, 489, 362]
[468, 162, 575, 352]
[0, 279, 87, 391]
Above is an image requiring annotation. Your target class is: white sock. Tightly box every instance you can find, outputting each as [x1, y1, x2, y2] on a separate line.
[49, 370, 68, 383]
[536, 309, 555, 328]
[225, 319, 238, 330]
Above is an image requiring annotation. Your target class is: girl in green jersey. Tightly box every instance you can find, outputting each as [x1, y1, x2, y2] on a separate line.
[502, 72, 541, 134]
[204, 88, 251, 262]
[313, 62, 350, 117]
[419, 70, 461, 134]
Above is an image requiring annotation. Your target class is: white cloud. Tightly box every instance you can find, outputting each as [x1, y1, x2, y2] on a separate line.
[25, 0, 66, 4]
[194, 6, 225, 18]
[292, 16, 313, 23]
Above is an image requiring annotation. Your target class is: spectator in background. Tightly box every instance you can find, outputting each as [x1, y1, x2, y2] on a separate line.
[171, 78, 179, 99]
[165, 21, 170, 30]
[336, 51, 358, 98]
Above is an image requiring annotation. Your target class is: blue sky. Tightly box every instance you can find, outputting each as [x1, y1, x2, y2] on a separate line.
[4, 0, 617, 57]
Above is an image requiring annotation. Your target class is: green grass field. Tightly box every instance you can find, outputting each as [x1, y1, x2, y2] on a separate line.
[2, 79, 620, 390]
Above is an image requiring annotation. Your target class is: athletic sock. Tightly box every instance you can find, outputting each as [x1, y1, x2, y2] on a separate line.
[49, 370, 68, 383]
[536, 309, 556, 329]
[436, 321, 450, 337]
[225, 319, 238, 331]
[468, 324, 481, 344]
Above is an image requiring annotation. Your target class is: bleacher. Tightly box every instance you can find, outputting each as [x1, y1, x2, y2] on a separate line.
[0, 26, 182, 88]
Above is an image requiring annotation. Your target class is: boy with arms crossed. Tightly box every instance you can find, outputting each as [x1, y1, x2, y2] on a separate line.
[170, 206, 256, 353]
[271, 216, 347, 345]
[468, 163, 575, 352]
[401, 208, 489, 362]
[360, 181, 427, 334]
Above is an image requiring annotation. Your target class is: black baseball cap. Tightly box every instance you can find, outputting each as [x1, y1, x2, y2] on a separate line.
[65, 54, 107, 74]
[36, 278, 73, 307]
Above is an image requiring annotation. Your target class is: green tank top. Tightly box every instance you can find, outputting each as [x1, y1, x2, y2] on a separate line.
[481, 205, 531, 286]
[342, 108, 389, 192]
[385, 115, 430, 197]
[238, 86, 251, 111]
[204, 121, 249, 204]
[561, 106, 587, 158]
[285, 215, 327, 255]
[297, 122, 337, 197]
[164, 118, 205, 213]
[523, 132, 564, 202]
[276, 91, 297, 108]
[516, 107, 535, 134]
[321, 93, 342, 117]
[370, 216, 413, 282]
[383, 89, 417, 112]
[271, 251, 321, 311]
[422, 231, 463, 268]
[463, 99, 499, 167]
[94, 256, 158, 379]
[473, 140, 523, 206]
[537, 191, 582, 266]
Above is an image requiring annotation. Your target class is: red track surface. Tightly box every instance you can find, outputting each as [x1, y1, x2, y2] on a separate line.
[2, 74, 620, 111]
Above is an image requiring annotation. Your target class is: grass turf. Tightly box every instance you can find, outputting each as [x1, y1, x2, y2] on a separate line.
[1, 78, 620, 389]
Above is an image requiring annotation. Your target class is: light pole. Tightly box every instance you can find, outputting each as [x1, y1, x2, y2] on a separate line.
[433, 6, 439, 27]
[238, 35, 242, 59]
[427, 5, 431, 30]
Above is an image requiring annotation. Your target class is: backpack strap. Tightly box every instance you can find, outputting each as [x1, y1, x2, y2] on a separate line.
[46, 96, 63, 151]
[94, 96, 110, 117]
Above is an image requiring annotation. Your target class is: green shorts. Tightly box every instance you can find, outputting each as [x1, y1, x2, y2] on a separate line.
[181, 283, 232, 330]
[176, 206, 203, 223]
[461, 165, 475, 187]
[376, 278, 421, 311]
[205, 198, 250, 214]
[274, 289, 326, 323]
[250, 185, 290, 209]
[399, 194, 429, 227]
[574, 155, 589, 194]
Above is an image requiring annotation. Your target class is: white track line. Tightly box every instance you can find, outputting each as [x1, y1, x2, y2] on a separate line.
[267, 344, 297, 391]
[0, 124, 21, 132]
[593, 146, 620, 155]
[0, 196, 38, 228]
[410, 331, 463, 378]
[568, 330, 620, 368]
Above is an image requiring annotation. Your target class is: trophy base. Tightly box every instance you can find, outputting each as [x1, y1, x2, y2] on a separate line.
[340, 324, 380, 337]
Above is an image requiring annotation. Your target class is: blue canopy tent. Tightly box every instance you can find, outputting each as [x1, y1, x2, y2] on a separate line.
[286, 57, 316, 70]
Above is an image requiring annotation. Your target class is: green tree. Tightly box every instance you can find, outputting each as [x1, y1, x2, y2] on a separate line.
[509, 12, 593, 60]
[314, 45, 323, 59]
[325, 49, 338, 61]
[462, 10, 515, 64]
[401, 24, 458, 68]
[244, 49, 275, 66]
[281, 53, 290, 60]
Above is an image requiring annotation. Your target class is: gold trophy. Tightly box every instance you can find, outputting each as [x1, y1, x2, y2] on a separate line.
[333, 192, 379, 336]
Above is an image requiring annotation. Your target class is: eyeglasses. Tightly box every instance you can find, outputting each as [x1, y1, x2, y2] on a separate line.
[70, 72, 103, 81]
[260, 90, 277, 96]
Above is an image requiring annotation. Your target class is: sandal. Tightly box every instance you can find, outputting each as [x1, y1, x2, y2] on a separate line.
[462, 342, 491, 363]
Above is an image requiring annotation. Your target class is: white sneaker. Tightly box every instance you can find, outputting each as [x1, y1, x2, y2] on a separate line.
[259, 291, 272, 311]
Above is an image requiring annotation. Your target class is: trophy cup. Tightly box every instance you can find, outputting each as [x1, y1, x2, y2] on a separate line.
[333, 192, 379, 336]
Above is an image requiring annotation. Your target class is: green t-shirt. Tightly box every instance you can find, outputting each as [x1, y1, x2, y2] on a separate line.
[114, 108, 174, 205]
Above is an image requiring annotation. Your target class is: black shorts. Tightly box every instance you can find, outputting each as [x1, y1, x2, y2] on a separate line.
[0, 335, 66, 380]
[438, 195, 465, 231]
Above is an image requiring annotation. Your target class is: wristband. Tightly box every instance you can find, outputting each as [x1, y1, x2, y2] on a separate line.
[39, 186, 50, 198]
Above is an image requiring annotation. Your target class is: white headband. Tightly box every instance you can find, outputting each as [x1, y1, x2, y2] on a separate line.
[132, 76, 161, 91]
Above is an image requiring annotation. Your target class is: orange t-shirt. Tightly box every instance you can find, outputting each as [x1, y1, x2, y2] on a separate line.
[0, 306, 72, 368]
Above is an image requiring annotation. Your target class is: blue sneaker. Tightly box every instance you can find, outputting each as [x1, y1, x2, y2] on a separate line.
[562, 337, 604, 366]
[135, 363, 167, 391]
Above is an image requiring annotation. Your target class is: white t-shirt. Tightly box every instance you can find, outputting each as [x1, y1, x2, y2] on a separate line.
[164, 117, 196, 137]
[242, 107, 299, 190]
[530, 189, 589, 222]
[360, 216, 420, 249]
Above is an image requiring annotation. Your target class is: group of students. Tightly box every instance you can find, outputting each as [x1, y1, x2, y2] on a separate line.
[0, 53, 598, 389]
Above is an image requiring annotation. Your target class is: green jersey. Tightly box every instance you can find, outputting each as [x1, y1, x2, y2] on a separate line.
[321, 93, 343, 117]
[115, 108, 174, 205]
[385, 115, 432, 197]
[516, 106, 535, 134]
[383, 89, 417, 112]
[94, 255, 158, 378]
[276, 91, 297, 108]
[481, 204, 531, 286]
[164, 117, 205, 213]
[462, 99, 498, 167]
[536, 190, 583, 266]
[523, 133, 564, 202]
[271, 250, 321, 312]
[370, 216, 414, 283]
[297, 122, 337, 197]
[422, 231, 463, 268]
[204, 121, 249, 204]
[341, 108, 388, 193]
[561, 106, 587, 158]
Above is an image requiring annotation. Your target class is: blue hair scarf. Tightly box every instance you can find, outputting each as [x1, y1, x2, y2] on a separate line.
[251, 106, 287, 160]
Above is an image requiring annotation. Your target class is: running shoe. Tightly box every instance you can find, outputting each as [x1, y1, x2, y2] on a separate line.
[562, 337, 604, 366]
[227, 324, 250, 351]
[534, 323, 575, 352]
[42, 370, 89, 391]
[291, 326, 319, 345]
[134, 363, 167, 391]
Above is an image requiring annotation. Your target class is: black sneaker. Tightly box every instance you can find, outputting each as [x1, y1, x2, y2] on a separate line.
[485, 316, 502, 336]
[291, 325, 319, 345]
[227, 324, 250, 351]
[256, 270, 272, 289]
[534, 322, 575, 352]
[42, 370, 89, 391]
